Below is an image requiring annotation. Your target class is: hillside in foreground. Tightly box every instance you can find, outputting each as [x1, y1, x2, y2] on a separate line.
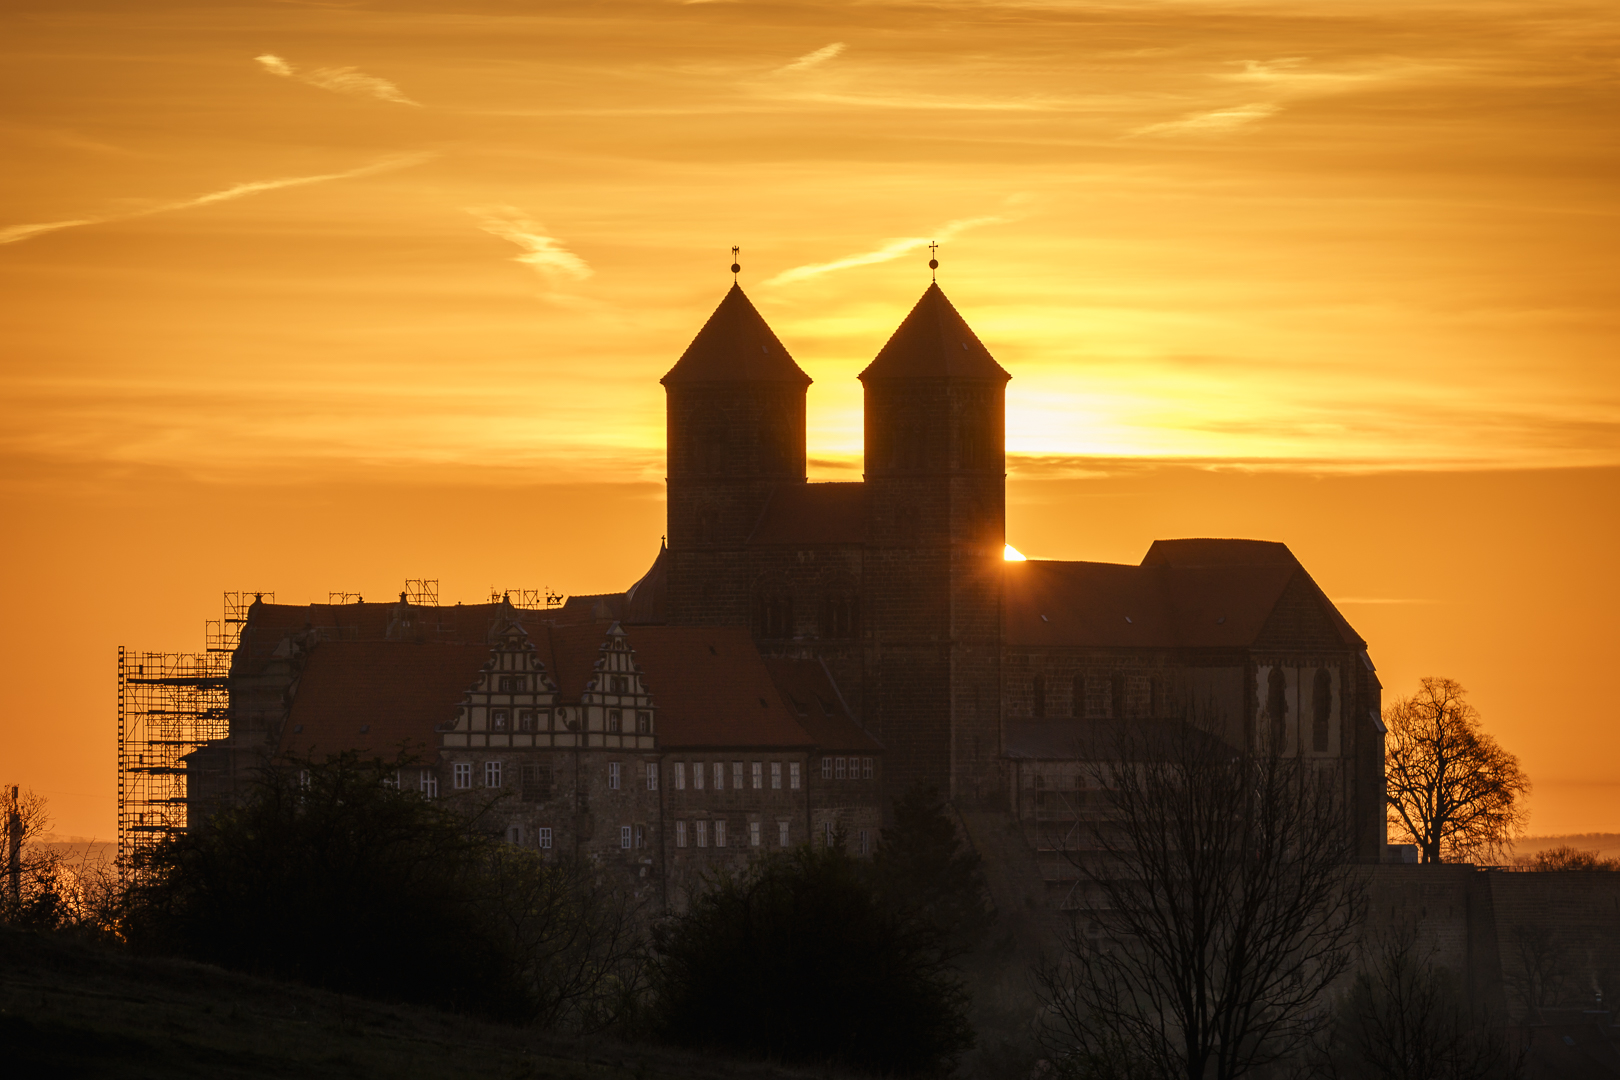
[0, 926, 820, 1080]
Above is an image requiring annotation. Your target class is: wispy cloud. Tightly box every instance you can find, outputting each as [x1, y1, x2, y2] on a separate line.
[256, 54, 419, 106]
[1132, 102, 1280, 137]
[466, 206, 592, 281]
[0, 153, 437, 246]
[763, 215, 1009, 287]
[776, 43, 845, 75]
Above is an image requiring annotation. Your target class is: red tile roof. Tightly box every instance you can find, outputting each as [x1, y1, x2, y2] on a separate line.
[748, 482, 866, 546]
[276, 641, 490, 763]
[858, 283, 1011, 383]
[763, 659, 882, 751]
[234, 600, 508, 677]
[620, 626, 813, 749]
[661, 284, 811, 386]
[1004, 544, 1363, 650]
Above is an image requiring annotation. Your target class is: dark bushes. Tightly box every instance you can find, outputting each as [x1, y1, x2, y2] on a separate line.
[123, 753, 641, 1029]
[648, 842, 974, 1076]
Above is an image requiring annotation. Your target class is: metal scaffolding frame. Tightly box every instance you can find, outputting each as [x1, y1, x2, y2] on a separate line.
[488, 587, 563, 609]
[116, 591, 269, 873]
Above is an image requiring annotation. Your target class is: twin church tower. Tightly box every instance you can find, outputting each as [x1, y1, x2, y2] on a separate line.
[658, 280, 1012, 807]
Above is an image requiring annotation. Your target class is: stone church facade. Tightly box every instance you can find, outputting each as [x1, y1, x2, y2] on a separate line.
[189, 279, 1388, 909]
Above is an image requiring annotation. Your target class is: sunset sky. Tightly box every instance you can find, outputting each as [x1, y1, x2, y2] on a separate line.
[2, 0, 1616, 840]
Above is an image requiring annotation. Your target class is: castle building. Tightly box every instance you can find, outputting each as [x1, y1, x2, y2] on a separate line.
[190, 277, 1387, 908]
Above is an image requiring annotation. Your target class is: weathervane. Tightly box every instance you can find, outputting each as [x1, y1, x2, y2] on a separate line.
[928, 241, 939, 282]
[731, 246, 741, 282]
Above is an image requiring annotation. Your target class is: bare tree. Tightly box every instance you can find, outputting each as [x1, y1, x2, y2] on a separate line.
[1036, 722, 1367, 1080]
[1326, 926, 1524, 1080]
[1384, 678, 1529, 864]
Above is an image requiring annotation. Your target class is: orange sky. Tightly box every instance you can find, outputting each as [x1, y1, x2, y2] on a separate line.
[2, 0, 1617, 839]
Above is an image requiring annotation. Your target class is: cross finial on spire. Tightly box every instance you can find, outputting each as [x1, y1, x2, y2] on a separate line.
[730, 246, 741, 282]
[928, 241, 939, 282]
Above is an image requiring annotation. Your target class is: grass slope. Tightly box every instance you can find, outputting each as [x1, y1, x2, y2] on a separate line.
[0, 927, 820, 1080]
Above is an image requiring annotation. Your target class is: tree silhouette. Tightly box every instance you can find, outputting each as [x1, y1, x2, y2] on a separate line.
[1384, 678, 1529, 864]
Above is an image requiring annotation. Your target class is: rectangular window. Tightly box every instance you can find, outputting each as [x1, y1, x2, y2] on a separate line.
[419, 769, 438, 798]
[637, 710, 651, 734]
[498, 675, 525, 692]
[732, 761, 743, 789]
[696, 820, 708, 848]
[608, 709, 622, 733]
[647, 762, 659, 790]
[749, 821, 761, 847]
[608, 762, 621, 790]
[485, 761, 502, 788]
[454, 763, 472, 790]
[835, 757, 846, 780]
[537, 827, 552, 849]
[790, 762, 801, 790]
[610, 675, 629, 694]
[778, 821, 789, 847]
[387, 770, 400, 789]
[714, 820, 727, 848]
[862, 757, 873, 780]
[859, 828, 869, 855]
[491, 710, 508, 731]
[713, 762, 724, 790]
[771, 762, 782, 790]
[676, 820, 688, 848]
[507, 825, 523, 844]
[519, 710, 535, 731]
[620, 825, 632, 850]
[694, 761, 705, 790]
[751, 762, 763, 789]
[635, 823, 646, 849]
[823, 821, 834, 847]
[821, 757, 832, 780]
[675, 762, 686, 790]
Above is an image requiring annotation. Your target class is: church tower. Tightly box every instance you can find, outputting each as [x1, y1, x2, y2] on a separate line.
[663, 284, 811, 625]
[859, 283, 1010, 807]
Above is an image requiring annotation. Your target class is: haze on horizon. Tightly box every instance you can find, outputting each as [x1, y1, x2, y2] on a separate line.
[1, 0, 1616, 841]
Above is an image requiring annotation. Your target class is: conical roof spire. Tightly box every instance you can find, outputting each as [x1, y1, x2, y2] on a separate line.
[858, 283, 1010, 382]
[662, 284, 811, 387]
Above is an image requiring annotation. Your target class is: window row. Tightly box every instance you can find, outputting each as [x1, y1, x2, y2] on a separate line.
[820, 821, 872, 855]
[820, 756, 874, 781]
[503, 825, 553, 848]
[672, 760, 801, 791]
[479, 707, 652, 733]
[447, 761, 661, 792]
[674, 819, 788, 849]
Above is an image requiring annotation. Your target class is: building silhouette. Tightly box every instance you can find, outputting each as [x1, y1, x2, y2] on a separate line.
[189, 278, 1388, 909]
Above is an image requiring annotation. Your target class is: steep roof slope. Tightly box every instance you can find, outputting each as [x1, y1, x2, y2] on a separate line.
[1004, 538, 1364, 650]
[858, 283, 1010, 382]
[661, 284, 810, 386]
[623, 625, 812, 748]
[277, 641, 489, 761]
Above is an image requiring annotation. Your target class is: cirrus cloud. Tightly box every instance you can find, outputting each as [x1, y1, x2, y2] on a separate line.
[256, 54, 419, 106]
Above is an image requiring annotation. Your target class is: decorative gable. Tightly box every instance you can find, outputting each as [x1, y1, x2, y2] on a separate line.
[441, 618, 566, 751]
[581, 622, 657, 751]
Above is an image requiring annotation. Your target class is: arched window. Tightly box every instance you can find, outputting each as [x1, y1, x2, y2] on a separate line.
[690, 407, 730, 475]
[754, 580, 794, 639]
[1267, 667, 1289, 750]
[818, 581, 859, 640]
[1312, 668, 1333, 752]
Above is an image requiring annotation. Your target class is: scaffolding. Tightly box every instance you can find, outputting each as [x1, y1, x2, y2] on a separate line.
[116, 591, 271, 873]
[489, 587, 564, 609]
[404, 578, 440, 605]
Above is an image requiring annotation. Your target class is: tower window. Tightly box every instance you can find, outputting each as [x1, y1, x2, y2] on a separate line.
[1268, 667, 1289, 749]
[1312, 668, 1333, 752]
[1033, 675, 1046, 719]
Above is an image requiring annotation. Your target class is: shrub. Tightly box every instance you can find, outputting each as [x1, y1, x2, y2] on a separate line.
[649, 843, 973, 1075]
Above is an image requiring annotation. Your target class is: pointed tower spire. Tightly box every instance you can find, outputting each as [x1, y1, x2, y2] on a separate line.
[662, 284, 811, 387]
[858, 283, 1010, 383]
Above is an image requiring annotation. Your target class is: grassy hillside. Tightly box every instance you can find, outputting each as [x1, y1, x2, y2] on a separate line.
[0, 927, 819, 1080]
